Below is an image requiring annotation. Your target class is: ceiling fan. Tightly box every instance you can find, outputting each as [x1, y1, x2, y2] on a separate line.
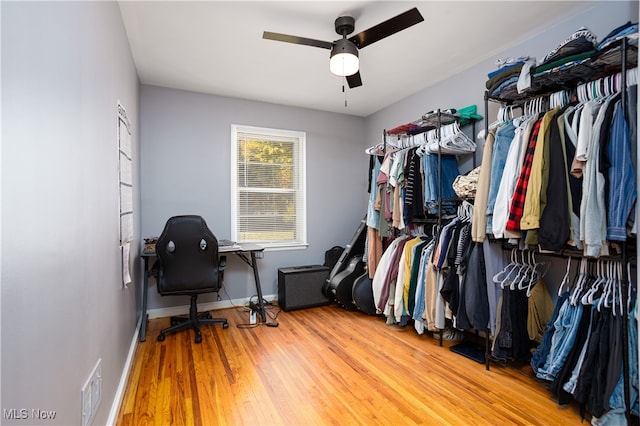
[263, 7, 424, 89]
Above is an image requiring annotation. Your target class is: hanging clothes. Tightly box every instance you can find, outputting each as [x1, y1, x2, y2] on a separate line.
[492, 115, 537, 239]
[486, 120, 516, 233]
[521, 107, 561, 245]
[403, 147, 426, 224]
[492, 286, 531, 361]
[538, 105, 572, 251]
[527, 278, 555, 343]
[472, 128, 496, 242]
[605, 98, 637, 241]
[420, 152, 460, 217]
[530, 257, 638, 422]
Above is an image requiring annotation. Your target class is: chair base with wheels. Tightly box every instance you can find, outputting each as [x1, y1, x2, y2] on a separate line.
[157, 294, 229, 343]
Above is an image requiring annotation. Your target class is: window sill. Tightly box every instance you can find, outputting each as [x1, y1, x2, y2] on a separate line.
[251, 243, 309, 252]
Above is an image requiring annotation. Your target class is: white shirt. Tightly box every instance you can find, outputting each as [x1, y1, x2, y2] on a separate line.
[492, 116, 536, 238]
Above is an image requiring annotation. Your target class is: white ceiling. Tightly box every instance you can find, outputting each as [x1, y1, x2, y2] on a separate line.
[118, 1, 594, 117]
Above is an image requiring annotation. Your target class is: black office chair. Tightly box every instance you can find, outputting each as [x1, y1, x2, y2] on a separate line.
[154, 215, 229, 343]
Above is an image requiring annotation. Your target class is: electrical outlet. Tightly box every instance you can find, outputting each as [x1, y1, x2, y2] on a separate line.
[81, 359, 102, 426]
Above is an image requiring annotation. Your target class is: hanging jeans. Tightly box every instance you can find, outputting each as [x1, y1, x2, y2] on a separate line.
[563, 303, 597, 395]
[422, 153, 459, 216]
[531, 292, 570, 374]
[536, 298, 583, 381]
[550, 303, 592, 405]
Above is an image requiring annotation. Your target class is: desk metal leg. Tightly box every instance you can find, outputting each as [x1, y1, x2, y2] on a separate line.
[140, 257, 149, 342]
[250, 251, 267, 322]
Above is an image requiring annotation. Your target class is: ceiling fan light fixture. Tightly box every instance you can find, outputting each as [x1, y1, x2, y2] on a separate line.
[329, 39, 359, 77]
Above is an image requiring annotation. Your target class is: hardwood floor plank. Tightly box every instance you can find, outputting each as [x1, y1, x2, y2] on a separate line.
[118, 304, 585, 425]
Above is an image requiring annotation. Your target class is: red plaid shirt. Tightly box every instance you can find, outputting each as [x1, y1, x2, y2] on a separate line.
[506, 118, 543, 231]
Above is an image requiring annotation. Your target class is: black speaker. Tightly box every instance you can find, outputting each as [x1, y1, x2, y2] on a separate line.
[278, 265, 330, 311]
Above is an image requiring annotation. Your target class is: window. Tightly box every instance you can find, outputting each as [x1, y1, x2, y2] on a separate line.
[231, 125, 307, 249]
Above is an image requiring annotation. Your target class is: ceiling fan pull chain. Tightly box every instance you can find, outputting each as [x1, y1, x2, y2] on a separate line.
[343, 83, 348, 107]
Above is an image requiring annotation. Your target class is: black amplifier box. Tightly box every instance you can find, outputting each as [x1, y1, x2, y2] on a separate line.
[278, 265, 330, 311]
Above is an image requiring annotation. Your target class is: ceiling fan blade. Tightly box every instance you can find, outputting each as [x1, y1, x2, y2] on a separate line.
[262, 31, 333, 50]
[349, 7, 424, 49]
[346, 71, 362, 89]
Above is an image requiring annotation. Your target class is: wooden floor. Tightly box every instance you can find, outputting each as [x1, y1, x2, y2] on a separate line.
[117, 303, 584, 425]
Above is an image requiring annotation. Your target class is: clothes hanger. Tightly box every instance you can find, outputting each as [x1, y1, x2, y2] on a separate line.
[582, 259, 604, 305]
[570, 258, 588, 306]
[515, 250, 532, 290]
[597, 260, 615, 312]
[551, 92, 557, 109]
[459, 201, 473, 222]
[558, 257, 573, 296]
[494, 248, 518, 283]
[365, 142, 385, 155]
[602, 261, 620, 315]
[479, 106, 508, 139]
[525, 251, 550, 292]
[417, 128, 439, 154]
[524, 251, 545, 297]
[520, 250, 547, 295]
[509, 250, 530, 290]
[425, 121, 476, 155]
[614, 262, 624, 316]
[577, 84, 585, 103]
[500, 254, 522, 289]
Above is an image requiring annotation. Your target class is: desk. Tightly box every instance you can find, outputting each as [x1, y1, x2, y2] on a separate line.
[139, 243, 265, 342]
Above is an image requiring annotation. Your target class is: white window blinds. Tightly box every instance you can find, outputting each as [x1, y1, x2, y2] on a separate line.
[231, 125, 306, 248]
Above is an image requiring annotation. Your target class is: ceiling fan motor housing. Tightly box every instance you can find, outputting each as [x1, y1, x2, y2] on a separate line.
[334, 16, 355, 36]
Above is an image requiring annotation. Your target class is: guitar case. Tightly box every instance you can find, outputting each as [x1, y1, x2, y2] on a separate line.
[328, 255, 365, 310]
[324, 246, 344, 271]
[352, 271, 377, 315]
[322, 216, 367, 298]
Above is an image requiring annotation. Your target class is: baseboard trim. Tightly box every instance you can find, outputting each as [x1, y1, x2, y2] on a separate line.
[147, 293, 277, 319]
[106, 316, 141, 426]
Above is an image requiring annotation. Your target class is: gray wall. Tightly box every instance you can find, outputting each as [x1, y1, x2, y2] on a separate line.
[1, 2, 140, 425]
[140, 86, 365, 310]
[364, 0, 639, 295]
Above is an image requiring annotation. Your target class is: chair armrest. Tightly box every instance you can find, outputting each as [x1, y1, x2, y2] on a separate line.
[219, 255, 227, 272]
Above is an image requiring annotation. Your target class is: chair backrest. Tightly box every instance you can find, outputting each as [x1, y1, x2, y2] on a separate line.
[156, 215, 222, 295]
